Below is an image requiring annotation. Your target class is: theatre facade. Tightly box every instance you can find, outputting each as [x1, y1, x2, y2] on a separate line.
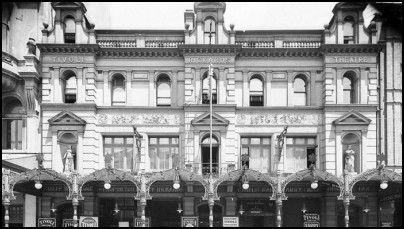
[2, 2, 402, 227]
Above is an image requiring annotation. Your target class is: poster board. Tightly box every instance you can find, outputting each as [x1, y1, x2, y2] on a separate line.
[181, 216, 199, 227]
[134, 217, 150, 227]
[79, 216, 98, 227]
[62, 219, 75, 227]
[38, 218, 56, 227]
[223, 217, 239, 227]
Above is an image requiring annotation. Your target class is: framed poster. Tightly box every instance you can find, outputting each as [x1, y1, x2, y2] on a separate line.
[134, 217, 150, 227]
[62, 219, 75, 227]
[79, 216, 98, 227]
[223, 217, 239, 227]
[181, 216, 198, 227]
[303, 213, 320, 227]
[38, 218, 56, 227]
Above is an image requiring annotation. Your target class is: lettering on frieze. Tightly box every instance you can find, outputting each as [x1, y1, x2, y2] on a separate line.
[236, 114, 321, 125]
[97, 114, 182, 125]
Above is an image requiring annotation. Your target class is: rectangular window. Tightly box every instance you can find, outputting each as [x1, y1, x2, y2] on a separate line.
[2, 119, 23, 150]
[202, 93, 217, 104]
[284, 137, 317, 173]
[103, 136, 134, 171]
[149, 137, 179, 171]
[241, 137, 271, 172]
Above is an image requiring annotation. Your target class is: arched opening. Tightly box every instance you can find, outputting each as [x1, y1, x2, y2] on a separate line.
[156, 74, 171, 106]
[202, 72, 217, 104]
[61, 70, 77, 103]
[343, 71, 358, 104]
[2, 97, 24, 150]
[111, 74, 126, 105]
[63, 16, 76, 43]
[342, 133, 361, 173]
[196, 202, 223, 227]
[294, 75, 307, 106]
[204, 17, 216, 44]
[250, 75, 264, 106]
[200, 134, 219, 175]
[343, 16, 355, 44]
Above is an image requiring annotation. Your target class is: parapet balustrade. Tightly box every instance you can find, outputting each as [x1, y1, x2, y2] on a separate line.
[236, 41, 275, 48]
[97, 40, 137, 48]
[282, 41, 322, 48]
[145, 40, 184, 48]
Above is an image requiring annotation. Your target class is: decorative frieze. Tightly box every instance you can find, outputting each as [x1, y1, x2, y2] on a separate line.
[97, 114, 182, 125]
[236, 113, 321, 125]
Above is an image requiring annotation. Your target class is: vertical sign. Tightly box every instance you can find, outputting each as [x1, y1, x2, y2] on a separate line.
[134, 217, 150, 227]
[223, 217, 239, 227]
[181, 216, 199, 227]
[38, 218, 56, 227]
[303, 213, 320, 227]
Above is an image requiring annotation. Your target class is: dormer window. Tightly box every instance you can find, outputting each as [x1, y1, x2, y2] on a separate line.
[64, 16, 76, 43]
[204, 18, 216, 44]
[343, 16, 355, 44]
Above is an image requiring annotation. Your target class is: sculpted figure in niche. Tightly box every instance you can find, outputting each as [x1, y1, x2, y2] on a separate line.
[344, 145, 355, 172]
[63, 145, 74, 173]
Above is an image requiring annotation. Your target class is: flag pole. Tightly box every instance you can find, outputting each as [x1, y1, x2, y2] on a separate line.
[209, 62, 213, 175]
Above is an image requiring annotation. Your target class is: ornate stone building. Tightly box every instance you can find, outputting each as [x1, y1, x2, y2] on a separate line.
[2, 2, 402, 227]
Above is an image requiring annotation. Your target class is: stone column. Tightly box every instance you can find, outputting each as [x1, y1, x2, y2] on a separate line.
[360, 67, 367, 104]
[149, 71, 156, 106]
[52, 130, 62, 172]
[242, 70, 249, 107]
[76, 67, 84, 103]
[103, 71, 111, 106]
[265, 71, 272, 106]
[218, 67, 225, 104]
[126, 70, 133, 105]
[172, 71, 178, 106]
[53, 67, 63, 103]
[195, 68, 201, 104]
[287, 71, 294, 106]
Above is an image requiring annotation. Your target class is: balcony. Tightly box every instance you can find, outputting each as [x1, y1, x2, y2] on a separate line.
[97, 40, 137, 48]
[282, 41, 321, 48]
[145, 40, 184, 48]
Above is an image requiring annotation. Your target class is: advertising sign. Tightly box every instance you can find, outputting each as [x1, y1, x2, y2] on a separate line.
[134, 217, 150, 227]
[63, 219, 75, 227]
[223, 217, 239, 227]
[303, 213, 320, 227]
[79, 216, 98, 227]
[181, 216, 198, 227]
[38, 218, 56, 227]
[381, 221, 392, 227]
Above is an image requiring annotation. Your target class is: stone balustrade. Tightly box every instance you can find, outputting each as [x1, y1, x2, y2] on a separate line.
[236, 41, 275, 48]
[282, 41, 322, 48]
[145, 40, 185, 48]
[97, 40, 137, 48]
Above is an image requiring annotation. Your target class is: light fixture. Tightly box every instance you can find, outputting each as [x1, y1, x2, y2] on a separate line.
[363, 197, 370, 213]
[380, 181, 388, 190]
[35, 180, 42, 189]
[242, 174, 249, 190]
[238, 203, 244, 215]
[177, 201, 183, 214]
[104, 181, 111, 190]
[173, 172, 181, 190]
[301, 202, 307, 213]
[50, 202, 57, 213]
[310, 180, 318, 189]
[113, 201, 120, 214]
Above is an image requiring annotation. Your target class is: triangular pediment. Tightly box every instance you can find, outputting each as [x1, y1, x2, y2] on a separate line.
[191, 112, 229, 127]
[48, 110, 86, 126]
[333, 110, 371, 126]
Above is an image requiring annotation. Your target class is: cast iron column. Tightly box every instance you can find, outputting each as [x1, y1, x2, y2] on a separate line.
[275, 170, 284, 227]
[140, 172, 147, 227]
[2, 169, 11, 227]
[342, 169, 351, 227]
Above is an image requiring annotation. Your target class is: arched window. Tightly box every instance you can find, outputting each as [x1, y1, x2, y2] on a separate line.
[63, 16, 76, 43]
[2, 98, 24, 150]
[343, 72, 357, 104]
[250, 75, 264, 106]
[111, 74, 126, 105]
[201, 134, 219, 175]
[343, 16, 355, 44]
[204, 18, 216, 44]
[156, 74, 171, 106]
[202, 72, 217, 104]
[64, 75, 77, 103]
[294, 76, 307, 106]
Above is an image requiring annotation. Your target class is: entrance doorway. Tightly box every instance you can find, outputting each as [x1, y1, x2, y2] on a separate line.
[56, 203, 83, 227]
[98, 198, 136, 227]
[337, 204, 361, 227]
[150, 199, 181, 227]
[197, 203, 223, 227]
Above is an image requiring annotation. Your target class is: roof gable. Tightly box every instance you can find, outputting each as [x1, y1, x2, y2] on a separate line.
[48, 110, 86, 126]
[333, 110, 372, 126]
[191, 112, 229, 127]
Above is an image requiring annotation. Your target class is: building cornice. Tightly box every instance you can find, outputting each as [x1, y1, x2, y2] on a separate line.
[36, 43, 100, 54]
[239, 48, 322, 58]
[178, 44, 242, 55]
[321, 44, 385, 53]
[97, 48, 181, 58]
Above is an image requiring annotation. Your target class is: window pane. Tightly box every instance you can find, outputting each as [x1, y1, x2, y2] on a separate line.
[249, 148, 262, 170]
[149, 147, 157, 169]
[172, 138, 179, 145]
[105, 138, 112, 144]
[307, 138, 316, 145]
[262, 148, 270, 171]
[250, 138, 260, 145]
[64, 18, 76, 33]
[241, 138, 249, 145]
[294, 92, 306, 106]
[294, 78, 306, 92]
[115, 138, 124, 144]
[112, 88, 125, 103]
[150, 138, 157, 145]
[126, 148, 133, 170]
[295, 138, 305, 145]
[286, 138, 293, 145]
[126, 137, 133, 145]
[160, 138, 169, 145]
[250, 78, 263, 93]
[158, 83, 171, 97]
[262, 138, 270, 145]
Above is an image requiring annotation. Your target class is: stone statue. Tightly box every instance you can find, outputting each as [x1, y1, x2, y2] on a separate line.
[63, 145, 74, 173]
[344, 145, 355, 172]
[26, 38, 37, 55]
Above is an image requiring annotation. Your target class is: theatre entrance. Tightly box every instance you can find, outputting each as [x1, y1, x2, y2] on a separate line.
[150, 199, 181, 227]
[197, 203, 223, 227]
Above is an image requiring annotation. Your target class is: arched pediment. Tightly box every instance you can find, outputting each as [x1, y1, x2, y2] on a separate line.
[51, 2, 87, 12]
[333, 110, 372, 126]
[332, 2, 366, 13]
[194, 2, 226, 12]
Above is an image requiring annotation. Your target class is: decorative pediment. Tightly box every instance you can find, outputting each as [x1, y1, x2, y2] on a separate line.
[48, 110, 86, 126]
[51, 2, 87, 12]
[333, 110, 372, 126]
[194, 2, 226, 12]
[191, 112, 229, 127]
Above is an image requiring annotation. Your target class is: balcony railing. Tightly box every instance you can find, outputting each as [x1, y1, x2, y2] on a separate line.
[145, 40, 184, 48]
[282, 41, 321, 48]
[97, 40, 137, 48]
[236, 41, 274, 48]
